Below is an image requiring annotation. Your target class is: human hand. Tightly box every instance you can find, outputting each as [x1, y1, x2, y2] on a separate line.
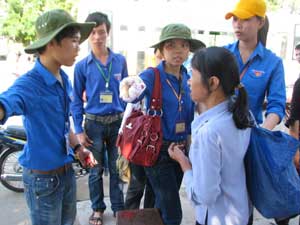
[168, 142, 191, 172]
[77, 148, 98, 168]
[77, 132, 93, 147]
[168, 143, 186, 162]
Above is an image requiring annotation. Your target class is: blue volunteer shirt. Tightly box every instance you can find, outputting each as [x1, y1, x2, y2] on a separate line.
[224, 41, 286, 124]
[136, 61, 194, 142]
[0, 59, 74, 170]
[71, 49, 128, 134]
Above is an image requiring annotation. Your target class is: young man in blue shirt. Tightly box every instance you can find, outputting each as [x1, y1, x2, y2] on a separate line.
[71, 12, 127, 225]
[0, 9, 97, 225]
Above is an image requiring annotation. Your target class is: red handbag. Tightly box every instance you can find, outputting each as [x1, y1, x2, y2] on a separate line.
[116, 68, 162, 167]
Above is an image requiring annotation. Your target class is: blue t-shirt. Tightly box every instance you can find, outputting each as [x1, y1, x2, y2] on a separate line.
[71, 49, 128, 133]
[136, 61, 194, 142]
[224, 41, 286, 124]
[0, 59, 74, 170]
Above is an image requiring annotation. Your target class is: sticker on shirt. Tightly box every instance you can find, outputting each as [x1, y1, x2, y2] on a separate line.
[114, 73, 122, 81]
[100, 91, 113, 103]
[251, 69, 265, 77]
[175, 121, 186, 134]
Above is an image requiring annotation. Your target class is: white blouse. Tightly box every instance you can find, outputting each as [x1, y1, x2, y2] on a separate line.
[183, 100, 251, 225]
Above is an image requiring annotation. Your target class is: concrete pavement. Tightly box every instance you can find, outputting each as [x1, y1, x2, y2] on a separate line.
[0, 171, 299, 225]
[75, 175, 299, 225]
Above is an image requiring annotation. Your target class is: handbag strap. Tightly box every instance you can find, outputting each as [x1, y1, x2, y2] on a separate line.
[148, 67, 162, 111]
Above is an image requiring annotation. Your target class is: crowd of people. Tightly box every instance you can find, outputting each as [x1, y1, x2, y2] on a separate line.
[0, 0, 299, 225]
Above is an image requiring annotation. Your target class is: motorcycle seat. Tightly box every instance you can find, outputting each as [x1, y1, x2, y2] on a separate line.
[5, 126, 26, 140]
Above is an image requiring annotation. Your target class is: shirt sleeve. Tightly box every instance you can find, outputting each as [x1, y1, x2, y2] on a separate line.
[265, 58, 286, 121]
[286, 78, 300, 126]
[0, 78, 28, 124]
[183, 128, 222, 206]
[122, 56, 129, 79]
[130, 68, 154, 104]
[71, 63, 86, 134]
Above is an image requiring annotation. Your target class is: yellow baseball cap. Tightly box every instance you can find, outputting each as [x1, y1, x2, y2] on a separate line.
[225, 0, 266, 20]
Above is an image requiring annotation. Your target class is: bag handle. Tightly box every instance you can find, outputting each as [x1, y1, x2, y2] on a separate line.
[148, 67, 162, 112]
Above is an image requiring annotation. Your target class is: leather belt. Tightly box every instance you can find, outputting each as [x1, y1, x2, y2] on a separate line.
[30, 163, 72, 175]
[85, 113, 123, 124]
[162, 140, 187, 146]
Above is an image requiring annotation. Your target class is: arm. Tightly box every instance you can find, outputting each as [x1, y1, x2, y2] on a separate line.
[262, 113, 280, 130]
[264, 59, 286, 128]
[168, 142, 192, 172]
[0, 78, 28, 124]
[0, 105, 4, 121]
[169, 130, 222, 206]
[71, 63, 86, 134]
[71, 63, 94, 147]
[69, 129, 97, 168]
[122, 56, 129, 78]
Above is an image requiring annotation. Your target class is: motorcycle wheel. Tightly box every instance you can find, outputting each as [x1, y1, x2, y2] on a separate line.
[0, 147, 24, 193]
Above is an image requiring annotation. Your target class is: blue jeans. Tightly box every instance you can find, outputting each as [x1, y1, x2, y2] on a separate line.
[85, 118, 124, 213]
[145, 147, 183, 225]
[22, 167, 76, 225]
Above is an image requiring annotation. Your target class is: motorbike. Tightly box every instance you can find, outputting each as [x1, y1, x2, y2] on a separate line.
[0, 125, 88, 193]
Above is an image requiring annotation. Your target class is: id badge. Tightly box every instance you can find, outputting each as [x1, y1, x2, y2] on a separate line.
[175, 121, 186, 134]
[100, 91, 113, 103]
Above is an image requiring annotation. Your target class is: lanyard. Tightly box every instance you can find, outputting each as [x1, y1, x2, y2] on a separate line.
[95, 60, 112, 89]
[240, 58, 254, 80]
[166, 77, 183, 112]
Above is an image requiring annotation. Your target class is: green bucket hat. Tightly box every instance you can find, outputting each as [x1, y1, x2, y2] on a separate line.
[151, 23, 206, 52]
[25, 9, 95, 54]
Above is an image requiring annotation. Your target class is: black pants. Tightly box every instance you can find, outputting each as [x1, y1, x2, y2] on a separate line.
[249, 212, 299, 225]
[275, 214, 299, 225]
[124, 163, 155, 209]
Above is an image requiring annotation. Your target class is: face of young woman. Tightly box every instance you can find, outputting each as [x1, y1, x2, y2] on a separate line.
[189, 68, 209, 103]
[162, 39, 190, 67]
[232, 16, 263, 42]
[89, 23, 109, 52]
[52, 32, 81, 66]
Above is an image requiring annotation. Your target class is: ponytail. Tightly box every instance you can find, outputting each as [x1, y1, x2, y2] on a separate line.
[229, 84, 251, 129]
[257, 15, 269, 47]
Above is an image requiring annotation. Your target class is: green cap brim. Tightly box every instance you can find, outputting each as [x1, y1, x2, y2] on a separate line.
[151, 37, 206, 53]
[24, 22, 95, 54]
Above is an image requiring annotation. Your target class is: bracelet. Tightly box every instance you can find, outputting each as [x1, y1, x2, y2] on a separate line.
[73, 144, 82, 154]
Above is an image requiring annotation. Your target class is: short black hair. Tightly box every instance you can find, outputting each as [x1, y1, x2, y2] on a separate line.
[85, 12, 111, 33]
[295, 42, 300, 50]
[36, 26, 80, 54]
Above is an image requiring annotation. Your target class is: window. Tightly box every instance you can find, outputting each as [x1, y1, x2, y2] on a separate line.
[136, 51, 145, 75]
[293, 24, 300, 59]
[120, 25, 128, 31]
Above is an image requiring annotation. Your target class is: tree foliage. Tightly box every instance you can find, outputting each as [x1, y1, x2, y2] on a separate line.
[267, 0, 300, 14]
[1, 0, 78, 46]
[1, 0, 300, 46]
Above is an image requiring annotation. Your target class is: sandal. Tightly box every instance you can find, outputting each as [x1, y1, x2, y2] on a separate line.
[89, 212, 103, 225]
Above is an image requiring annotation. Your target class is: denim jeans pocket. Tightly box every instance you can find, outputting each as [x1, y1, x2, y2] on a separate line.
[34, 174, 60, 198]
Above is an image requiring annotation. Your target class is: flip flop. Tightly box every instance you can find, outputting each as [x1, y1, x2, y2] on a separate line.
[89, 212, 103, 225]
